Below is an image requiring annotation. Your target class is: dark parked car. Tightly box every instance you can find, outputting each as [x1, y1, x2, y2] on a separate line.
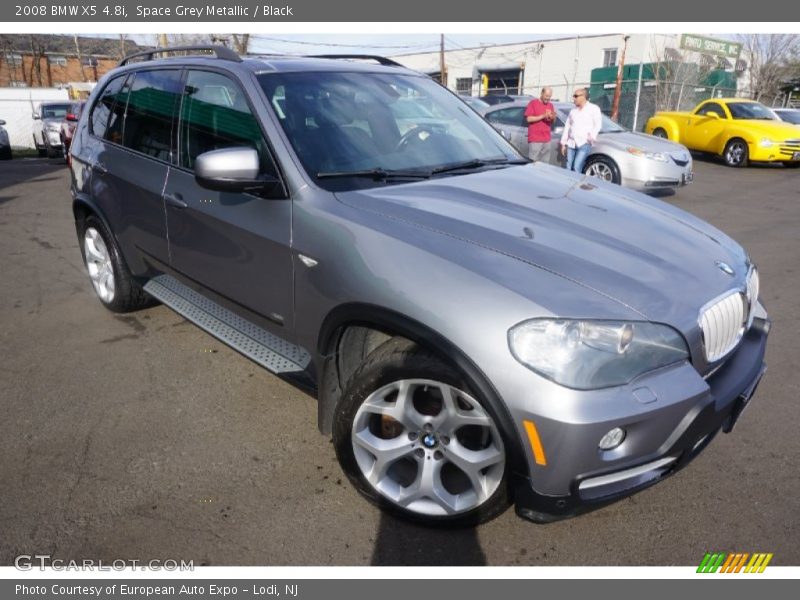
[69, 46, 769, 526]
[60, 101, 86, 164]
[480, 94, 533, 106]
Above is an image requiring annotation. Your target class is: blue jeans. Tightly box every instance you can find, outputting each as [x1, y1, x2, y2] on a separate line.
[565, 143, 591, 173]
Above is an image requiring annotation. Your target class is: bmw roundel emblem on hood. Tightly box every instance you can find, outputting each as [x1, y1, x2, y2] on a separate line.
[715, 260, 735, 276]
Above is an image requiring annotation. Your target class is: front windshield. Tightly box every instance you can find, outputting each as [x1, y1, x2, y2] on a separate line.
[600, 114, 625, 133]
[727, 102, 777, 121]
[42, 104, 70, 119]
[258, 71, 521, 190]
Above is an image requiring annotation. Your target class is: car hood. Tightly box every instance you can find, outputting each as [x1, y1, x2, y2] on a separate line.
[741, 119, 800, 139]
[599, 130, 690, 156]
[335, 164, 749, 326]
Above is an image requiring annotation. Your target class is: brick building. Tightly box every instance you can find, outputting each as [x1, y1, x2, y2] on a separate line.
[0, 35, 142, 89]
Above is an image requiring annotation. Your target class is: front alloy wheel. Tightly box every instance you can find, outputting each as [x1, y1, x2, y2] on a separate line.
[352, 379, 505, 517]
[334, 339, 510, 525]
[724, 139, 749, 167]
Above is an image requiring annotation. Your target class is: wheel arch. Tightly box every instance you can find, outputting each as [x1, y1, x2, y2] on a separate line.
[315, 303, 528, 477]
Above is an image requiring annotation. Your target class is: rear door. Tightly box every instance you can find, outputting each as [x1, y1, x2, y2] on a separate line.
[88, 69, 183, 269]
[163, 69, 293, 331]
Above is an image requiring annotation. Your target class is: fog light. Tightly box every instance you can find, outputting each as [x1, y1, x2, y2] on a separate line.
[599, 427, 626, 450]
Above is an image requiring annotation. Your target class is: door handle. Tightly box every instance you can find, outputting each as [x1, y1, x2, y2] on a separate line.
[91, 162, 108, 174]
[164, 192, 188, 209]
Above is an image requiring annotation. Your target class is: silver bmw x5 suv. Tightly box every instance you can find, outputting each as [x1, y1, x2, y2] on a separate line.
[68, 46, 770, 526]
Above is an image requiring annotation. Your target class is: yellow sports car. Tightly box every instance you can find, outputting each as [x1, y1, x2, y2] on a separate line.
[646, 98, 800, 168]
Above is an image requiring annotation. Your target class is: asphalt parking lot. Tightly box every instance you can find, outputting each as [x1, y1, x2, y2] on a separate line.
[0, 156, 798, 567]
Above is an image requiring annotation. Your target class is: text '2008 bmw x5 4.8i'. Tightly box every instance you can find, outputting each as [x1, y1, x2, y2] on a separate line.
[68, 46, 770, 526]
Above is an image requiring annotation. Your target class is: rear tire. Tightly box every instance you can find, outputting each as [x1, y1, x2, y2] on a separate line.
[652, 128, 668, 139]
[723, 139, 749, 167]
[333, 337, 511, 526]
[78, 215, 153, 313]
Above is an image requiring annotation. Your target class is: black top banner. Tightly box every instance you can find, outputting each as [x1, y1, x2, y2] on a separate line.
[3, 0, 800, 22]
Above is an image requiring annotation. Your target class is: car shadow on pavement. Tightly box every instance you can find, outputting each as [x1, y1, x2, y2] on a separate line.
[370, 513, 487, 565]
[0, 158, 67, 191]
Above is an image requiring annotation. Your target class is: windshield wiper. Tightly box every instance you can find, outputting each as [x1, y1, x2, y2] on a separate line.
[430, 157, 528, 175]
[317, 168, 432, 180]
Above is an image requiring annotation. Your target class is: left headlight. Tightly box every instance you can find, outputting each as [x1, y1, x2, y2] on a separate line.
[508, 318, 689, 390]
[626, 147, 668, 162]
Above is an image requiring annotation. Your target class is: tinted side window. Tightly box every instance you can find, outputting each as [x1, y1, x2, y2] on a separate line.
[90, 74, 127, 138]
[179, 70, 273, 174]
[122, 69, 183, 161]
[696, 102, 726, 118]
[488, 107, 525, 127]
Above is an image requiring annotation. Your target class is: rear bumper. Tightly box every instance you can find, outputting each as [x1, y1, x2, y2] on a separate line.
[512, 318, 769, 523]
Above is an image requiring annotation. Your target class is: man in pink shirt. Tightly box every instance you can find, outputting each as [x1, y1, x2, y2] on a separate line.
[524, 87, 556, 163]
[560, 87, 602, 173]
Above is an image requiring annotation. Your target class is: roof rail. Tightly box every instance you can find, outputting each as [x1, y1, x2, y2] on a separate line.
[307, 54, 404, 67]
[118, 45, 241, 67]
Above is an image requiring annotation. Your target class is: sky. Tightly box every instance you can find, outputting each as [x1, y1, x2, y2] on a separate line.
[123, 34, 562, 57]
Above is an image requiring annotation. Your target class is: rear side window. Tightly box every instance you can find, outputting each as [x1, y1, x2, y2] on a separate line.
[90, 74, 127, 139]
[487, 107, 525, 127]
[178, 70, 272, 173]
[122, 69, 183, 161]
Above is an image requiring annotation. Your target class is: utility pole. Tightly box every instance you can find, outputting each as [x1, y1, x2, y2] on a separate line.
[611, 35, 630, 122]
[439, 34, 446, 87]
[158, 34, 169, 48]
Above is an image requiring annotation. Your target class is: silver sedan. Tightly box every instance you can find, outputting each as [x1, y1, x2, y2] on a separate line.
[482, 100, 694, 192]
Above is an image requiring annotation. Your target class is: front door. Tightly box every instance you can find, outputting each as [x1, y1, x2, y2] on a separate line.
[684, 101, 728, 152]
[163, 69, 293, 331]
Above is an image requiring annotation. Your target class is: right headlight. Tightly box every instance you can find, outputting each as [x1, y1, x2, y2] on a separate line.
[508, 319, 689, 390]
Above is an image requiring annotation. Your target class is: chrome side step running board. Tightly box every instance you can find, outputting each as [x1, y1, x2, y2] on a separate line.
[144, 274, 311, 374]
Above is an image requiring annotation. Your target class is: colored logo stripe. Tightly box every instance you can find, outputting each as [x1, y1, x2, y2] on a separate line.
[697, 552, 773, 573]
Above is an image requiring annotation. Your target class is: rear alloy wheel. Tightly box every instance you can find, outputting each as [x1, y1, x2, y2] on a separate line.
[652, 128, 668, 139]
[723, 139, 749, 167]
[80, 215, 153, 313]
[334, 338, 510, 526]
[583, 156, 621, 184]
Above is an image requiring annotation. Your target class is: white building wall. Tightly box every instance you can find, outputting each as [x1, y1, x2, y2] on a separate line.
[394, 33, 678, 102]
[0, 87, 71, 149]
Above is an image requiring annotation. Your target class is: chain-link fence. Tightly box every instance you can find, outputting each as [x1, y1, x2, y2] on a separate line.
[521, 79, 797, 133]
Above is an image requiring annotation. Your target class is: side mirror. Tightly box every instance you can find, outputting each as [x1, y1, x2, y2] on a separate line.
[66, 113, 79, 122]
[0, 119, 5, 126]
[32, 112, 41, 120]
[195, 147, 279, 193]
[706, 113, 720, 120]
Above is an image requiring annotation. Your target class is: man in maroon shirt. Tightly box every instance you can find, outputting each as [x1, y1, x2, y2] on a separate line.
[524, 87, 556, 163]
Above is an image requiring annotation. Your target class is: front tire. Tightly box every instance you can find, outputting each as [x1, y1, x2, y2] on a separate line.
[723, 139, 749, 167]
[333, 338, 510, 526]
[583, 155, 621, 184]
[79, 215, 152, 313]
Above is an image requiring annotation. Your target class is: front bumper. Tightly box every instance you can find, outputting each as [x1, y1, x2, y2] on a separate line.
[512, 317, 769, 523]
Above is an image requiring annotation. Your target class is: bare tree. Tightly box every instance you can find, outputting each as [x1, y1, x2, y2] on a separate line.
[231, 34, 250, 55]
[73, 34, 87, 82]
[737, 34, 800, 100]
